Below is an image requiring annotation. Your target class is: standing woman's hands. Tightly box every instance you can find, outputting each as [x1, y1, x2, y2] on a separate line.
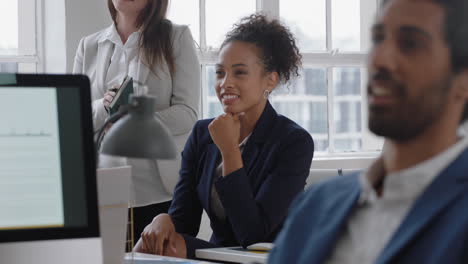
[103, 85, 119, 112]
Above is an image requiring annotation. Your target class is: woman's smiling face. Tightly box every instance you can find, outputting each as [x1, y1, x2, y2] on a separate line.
[215, 41, 276, 115]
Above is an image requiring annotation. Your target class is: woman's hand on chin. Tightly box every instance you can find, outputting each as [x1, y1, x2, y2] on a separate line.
[208, 112, 244, 153]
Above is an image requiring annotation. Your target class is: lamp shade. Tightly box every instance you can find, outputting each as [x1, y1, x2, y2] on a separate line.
[100, 95, 177, 159]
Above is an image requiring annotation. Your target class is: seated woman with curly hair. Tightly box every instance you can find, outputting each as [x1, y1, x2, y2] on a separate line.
[134, 13, 315, 259]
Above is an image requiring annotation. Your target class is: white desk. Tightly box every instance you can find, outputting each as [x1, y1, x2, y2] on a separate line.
[124, 252, 217, 264]
[196, 247, 268, 264]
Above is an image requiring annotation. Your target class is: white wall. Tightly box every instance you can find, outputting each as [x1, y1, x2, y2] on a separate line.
[42, 0, 66, 73]
[64, 0, 111, 72]
[42, 0, 111, 73]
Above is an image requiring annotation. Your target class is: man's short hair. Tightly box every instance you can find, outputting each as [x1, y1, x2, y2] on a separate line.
[382, 0, 468, 122]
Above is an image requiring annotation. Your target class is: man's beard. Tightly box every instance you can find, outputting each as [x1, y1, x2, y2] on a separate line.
[368, 70, 452, 142]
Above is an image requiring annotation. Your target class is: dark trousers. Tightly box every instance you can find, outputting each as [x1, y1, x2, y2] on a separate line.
[127, 200, 172, 251]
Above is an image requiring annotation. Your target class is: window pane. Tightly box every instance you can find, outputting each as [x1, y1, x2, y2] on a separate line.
[18, 63, 36, 73]
[280, 0, 326, 52]
[276, 68, 327, 96]
[206, 0, 255, 49]
[204, 65, 223, 118]
[331, 0, 360, 52]
[334, 138, 362, 151]
[272, 100, 328, 152]
[205, 65, 216, 96]
[0, 0, 18, 55]
[0, 63, 18, 73]
[272, 67, 328, 152]
[0, 63, 37, 74]
[167, 0, 200, 46]
[334, 67, 361, 96]
[333, 67, 362, 152]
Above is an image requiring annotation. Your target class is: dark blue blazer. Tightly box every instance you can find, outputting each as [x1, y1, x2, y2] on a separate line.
[268, 147, 468, 264]
[168, 102, 314, 258]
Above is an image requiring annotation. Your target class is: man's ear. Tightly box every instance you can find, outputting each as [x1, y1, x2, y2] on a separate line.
[266, 71, 279, 93]
[454, 69, 468, 101]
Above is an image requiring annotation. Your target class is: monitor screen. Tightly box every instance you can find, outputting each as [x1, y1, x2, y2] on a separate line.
[0, 74, 99, 243]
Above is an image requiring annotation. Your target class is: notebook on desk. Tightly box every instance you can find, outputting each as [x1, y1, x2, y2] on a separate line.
[125, 259, 194, 264]
[124, 252, 215, 264]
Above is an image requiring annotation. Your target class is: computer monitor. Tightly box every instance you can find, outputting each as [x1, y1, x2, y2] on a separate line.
[0, 74, 102, 264]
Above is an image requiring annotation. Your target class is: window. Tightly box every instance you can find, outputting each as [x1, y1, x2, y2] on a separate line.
[0, 0, 40, 73]
[168, 0, 384, 156]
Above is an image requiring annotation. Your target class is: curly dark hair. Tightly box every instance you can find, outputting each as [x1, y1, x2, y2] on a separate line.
[221, 13, 302, 84]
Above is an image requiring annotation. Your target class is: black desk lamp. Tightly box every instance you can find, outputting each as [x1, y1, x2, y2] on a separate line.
[100, 95, 177, 159]
[96, 94, 177, 251]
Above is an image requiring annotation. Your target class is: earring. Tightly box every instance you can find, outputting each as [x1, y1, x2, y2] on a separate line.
[263, 90, 270, 99]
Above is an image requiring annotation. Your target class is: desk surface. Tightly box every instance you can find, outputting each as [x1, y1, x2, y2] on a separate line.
[196, 247, 268, 264]
[124, 252, 217, 264]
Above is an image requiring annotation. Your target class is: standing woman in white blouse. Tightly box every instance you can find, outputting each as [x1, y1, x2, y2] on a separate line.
[73, 0, 200, 245]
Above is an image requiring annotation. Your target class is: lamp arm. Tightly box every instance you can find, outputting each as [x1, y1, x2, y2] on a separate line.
[95, 105, 130, 153]
[94, 106, 129, 135]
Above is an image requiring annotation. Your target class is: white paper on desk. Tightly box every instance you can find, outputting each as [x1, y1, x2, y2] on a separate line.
[125, 252, 210, 263]
[97, 166, 132, 264]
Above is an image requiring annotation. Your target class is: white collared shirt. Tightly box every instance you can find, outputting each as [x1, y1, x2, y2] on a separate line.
[459, 120, 468, 136]
[76, 23, 201, 207]
[103, 24, 141, 89]
[326, 136, 468, 264]
[98, 25, 173, 207]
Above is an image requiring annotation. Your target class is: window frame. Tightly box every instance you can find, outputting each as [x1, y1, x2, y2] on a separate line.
[0, 0, 42, 73]
[184, 0, 384, 158]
